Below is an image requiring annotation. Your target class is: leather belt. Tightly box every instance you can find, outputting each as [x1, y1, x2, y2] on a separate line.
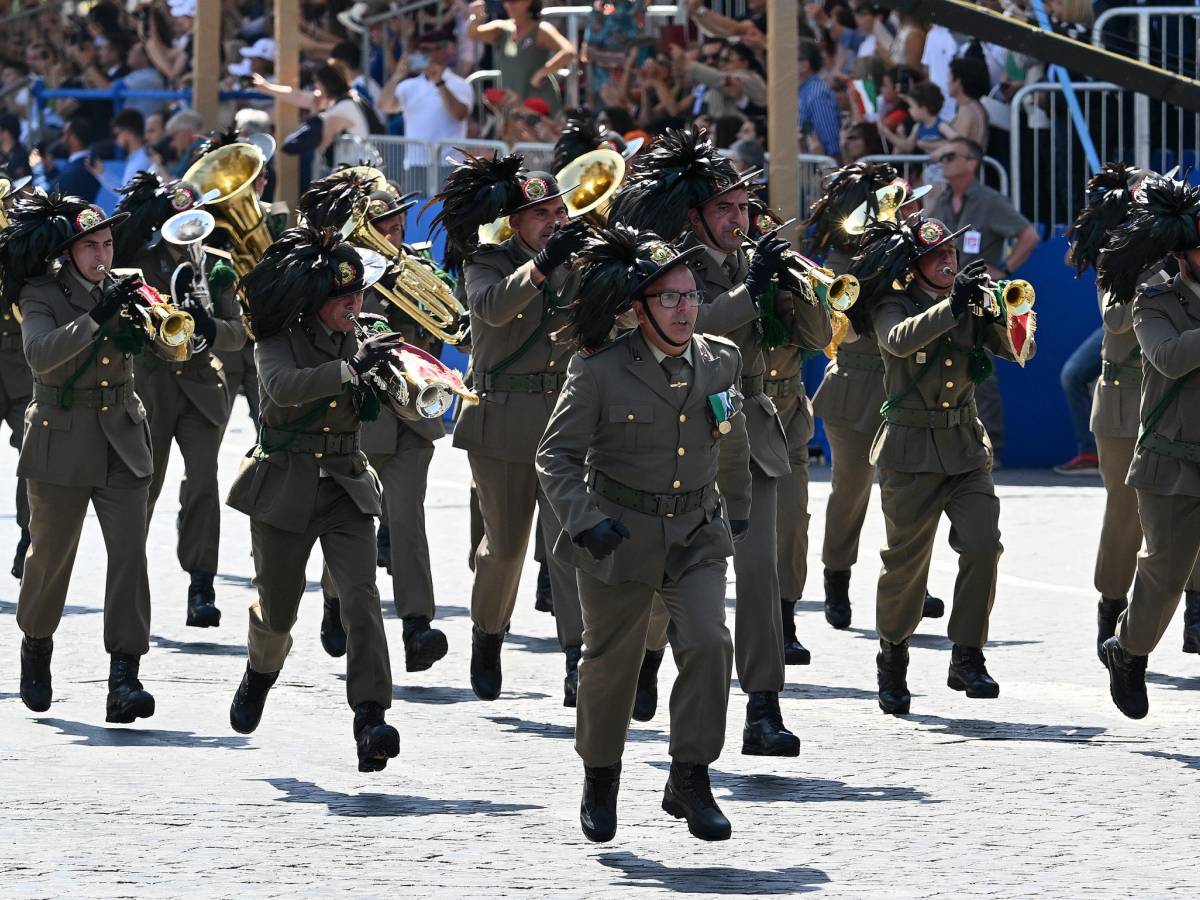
[1102, 359, 1141, 384]
[478, 371, 566, 394]
[258, 426, 360, 455]
[1141, 431, 1200, 464]
[33, 381, 131, 409]
[139, 351, 212, 375]
[764, 374, 802, 398]
[739, 374, 765, 397]
[588, 469, 716, 518]
[883, 401, 978, 429]
[834, 350, 885, 373]
[0, 333, 22, 352]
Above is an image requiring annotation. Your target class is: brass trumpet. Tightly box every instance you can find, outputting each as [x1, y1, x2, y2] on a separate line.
[971, 278, 1036, 319]
[732, 223, 860, 312]
[98, 266, 195, 359]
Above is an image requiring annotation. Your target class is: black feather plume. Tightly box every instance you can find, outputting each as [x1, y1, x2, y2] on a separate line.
[112, 172, 172, 266]
[1098, 176, 1200, 302]
[241, 226, 340, 340]
[571, 224, 644, 350]
[804, 162, 899, 256]
[1069, 162, 1138, 277]
[553, 108, 605, 172]
[192, 126, 241, 162]
[844, 218, 919, 336]
[0, 191, 85, 309]
[298, 172, 370, 231]
[426, 152, 526, 266]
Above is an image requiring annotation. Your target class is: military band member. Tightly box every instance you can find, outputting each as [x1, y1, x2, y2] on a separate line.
[537, 225, 750, 842]
[806, 163, 944, 630]
[1095, 178, 1200, 718]
[3, 193, 157, 723]
[431, 154, 588, 704]
[225, 228, 401, 771]
[613, 128, 827, 755]
[848, 213, 1036, 715]
[112, 174, 248, 629]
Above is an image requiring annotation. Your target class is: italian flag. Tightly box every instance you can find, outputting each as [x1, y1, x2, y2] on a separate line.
[849, 78, 878, 121]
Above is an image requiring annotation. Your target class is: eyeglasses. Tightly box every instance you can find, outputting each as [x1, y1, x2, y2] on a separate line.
[643, 290, 702, 309]
[934, 151, 961, 163]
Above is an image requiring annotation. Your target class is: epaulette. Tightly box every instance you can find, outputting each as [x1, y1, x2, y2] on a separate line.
[1139, 281, 1177, 298]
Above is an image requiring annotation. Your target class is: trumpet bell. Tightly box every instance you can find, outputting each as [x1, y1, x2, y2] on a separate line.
[1000, 279, 1035, 317]
[478, 215, 512, 246]
[556, 148, 625, 222]
[825, 274, 860, 312]
[843, 182, 930, 235]
[162, 209, 216, 246]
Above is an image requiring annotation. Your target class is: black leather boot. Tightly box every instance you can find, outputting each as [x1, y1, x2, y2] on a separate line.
[780, 599, 812, 665]
[353, 701, 400, 772]
[632, 648, 665, 722]
[376, 523, 391, 574]
[581, 762, 620, 842]
[922, 591, 945, 619]
[662, 762, 731, 841]
[470, 625, 504, 700]
[106, 654, 155, 724]
[19, 635, 52, 712]
[1097, 597, 1128, 664]
[11, 526, 30, 580]
[320, 593, 347, 658]
[947, 644, 1000, 698]
[1102, 636, 1149, 719]
[229, 663, 279, 734]
[1183, 591, 1200, 654]
[877, 639, 911, 715]
[403, 616, 448, 672]
[742, 691, 800, 756]
[563, 645, 581, 708]
[534, 560, 553, 613]
[185, 571, 221, 628]
[823, 568, 851, 629]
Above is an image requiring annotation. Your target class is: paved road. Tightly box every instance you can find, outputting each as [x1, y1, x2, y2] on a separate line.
[2, 400, 1197, 898]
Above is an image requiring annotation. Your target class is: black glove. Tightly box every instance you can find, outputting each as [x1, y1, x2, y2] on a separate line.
[189, 303, 218, 344]
[948, 258, 990, 318]
[532, 220, 588, 276]
[730, 518, 750, 542]
[350, 331, 404, 377]
[744, 235, 790, 302]
[578, 518, 631, 561]
[89, 274, 137, 326]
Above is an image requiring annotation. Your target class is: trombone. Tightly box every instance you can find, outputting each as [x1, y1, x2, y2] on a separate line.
[162, 208, 217, 353]
[97, 266, 195, 360]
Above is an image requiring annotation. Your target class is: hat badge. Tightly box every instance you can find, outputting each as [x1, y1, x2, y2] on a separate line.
[368, 199, 389, 218]
[523, 177, 548, 202]
[647, 242, 674, 265]
[170, 185, 196, 211]
[335, 260, 357, 288]
[918, 220, 946, 246]
[754, 213, 775, 234]
[75, 207, 103, 231]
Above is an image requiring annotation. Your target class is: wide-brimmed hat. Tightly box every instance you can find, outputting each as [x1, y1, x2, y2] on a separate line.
[52, 203, 129, 257]
[1098, 174, 1200, 303]
[329, 245, 386, 297]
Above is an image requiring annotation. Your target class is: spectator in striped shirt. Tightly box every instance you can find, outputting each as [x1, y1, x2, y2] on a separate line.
[797, 38, 842, 159]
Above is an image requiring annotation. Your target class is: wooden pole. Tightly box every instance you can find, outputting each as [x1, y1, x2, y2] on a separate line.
[274, 0, 301, 220]
[192, 0, 220, 128]
[766, 0, 799, 245]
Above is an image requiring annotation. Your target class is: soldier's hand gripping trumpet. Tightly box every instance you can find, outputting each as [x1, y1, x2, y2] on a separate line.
[733, 218, 860, 312]
[97, 266, 195, 360]
[351, 313, 478, 421]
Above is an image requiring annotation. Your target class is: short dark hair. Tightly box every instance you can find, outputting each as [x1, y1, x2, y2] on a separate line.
[314, 64, 350, 98]
[949, 136, 984, 162]
[66, 113, 95, 146]
[329, 40, 360, 70]
[112, 108, 145, 136]
[0, 113, 20, 140]
[797, 38, 822, 72]
[908, 81, 944, 116]
[949, 56, 989, 101]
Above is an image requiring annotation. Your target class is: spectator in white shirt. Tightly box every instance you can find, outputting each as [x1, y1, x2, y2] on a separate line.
[378, 26, 473, 168]
[921, 23, 958, 119]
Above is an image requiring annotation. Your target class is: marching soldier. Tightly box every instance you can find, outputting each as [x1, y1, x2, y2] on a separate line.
[431, 154, 588, 704]
[112, 174, 248, 628]
[612, 128, 829, 755]
[2, 192, 157, 723]
[225, 228, 402, 771]
[847, 212, 1036, 715]
[537, 224, 750, 842]
[806, 163, 944, 629]
[1095, 178, 1200, 718]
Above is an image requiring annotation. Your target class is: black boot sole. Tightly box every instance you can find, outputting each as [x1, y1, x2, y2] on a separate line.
[106, 693, 155, 724]
[580, 816, 616, 842]
[186, 608, 222, 628]
[357, 726, 400, 772]
[20, 688, 51, 712]
[405, 630, 449, 673]
[1103, 642, 1149, 719]
[878, 694, 911, 715]
[631, 694, 656, 722]
[661, 793, 731, 841]
[947, 673, 1000, 698]
[824, 605, 851, 630]
[741, 733, 801, 757]
[563, 688, 577, 708]
[320, 634, 347, 658]
[922, 598, 945, 619]
[470, 675, 502, 701]
[1183, 634, 1200, 654]
[784, 646, 812, 666]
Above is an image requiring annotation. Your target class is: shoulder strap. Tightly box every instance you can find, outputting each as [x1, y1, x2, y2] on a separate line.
[1138, 367, 1200, 444]
[483, 283, 561, 378]
[879, 335, 946, 418]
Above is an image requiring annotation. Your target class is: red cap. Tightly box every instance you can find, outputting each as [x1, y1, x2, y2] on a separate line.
[522, 97, 551, 116]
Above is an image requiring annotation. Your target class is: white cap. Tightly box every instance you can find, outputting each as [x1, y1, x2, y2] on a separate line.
[240, 38, 276, 61]
[169, 0, 196, 17]
[228, 60, 253, 77]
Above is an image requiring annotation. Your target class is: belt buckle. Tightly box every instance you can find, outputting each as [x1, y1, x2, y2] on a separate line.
[655, 493, 676, 517]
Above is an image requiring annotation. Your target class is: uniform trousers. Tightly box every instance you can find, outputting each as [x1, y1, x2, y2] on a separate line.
[468, 452, 582, 650]
[248, 479, 393, 708]
[821, 422, 876, 572]
[733, 465, 785, 693]
[17, 449, 151, 655]
[2, 381, 29, 534]
[877, 466, 1002, 648]
[370, 433, 436, 619]
[224, 356, 260, 426]
[575, 562, 733, 768]
[776, 448, 810, 602]
[1117, 490, 1200, 656]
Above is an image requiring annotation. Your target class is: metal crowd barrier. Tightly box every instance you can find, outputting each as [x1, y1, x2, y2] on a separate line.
[857, 153, 1009, 198]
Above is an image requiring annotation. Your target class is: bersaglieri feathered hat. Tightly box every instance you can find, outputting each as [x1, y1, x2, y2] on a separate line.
[1069, 161, 1140, 278]
[804, 161, 899, 256]
[112, 172, 201, 266]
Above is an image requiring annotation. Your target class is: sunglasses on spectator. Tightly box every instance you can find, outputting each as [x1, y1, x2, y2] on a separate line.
[935, 151, 964, 163]
[642, 290, 702, 309]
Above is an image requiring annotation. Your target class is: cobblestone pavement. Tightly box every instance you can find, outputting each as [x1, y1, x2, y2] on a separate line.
[2, 403, 1198, 898]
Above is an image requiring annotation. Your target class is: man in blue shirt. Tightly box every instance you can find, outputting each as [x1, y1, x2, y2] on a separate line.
[797, 39, 842, 159]
[51, 115, 100, 203]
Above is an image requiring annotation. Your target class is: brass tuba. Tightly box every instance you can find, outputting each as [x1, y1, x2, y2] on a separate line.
[556, 147, 624, 227]
[182, 143, 271, 278]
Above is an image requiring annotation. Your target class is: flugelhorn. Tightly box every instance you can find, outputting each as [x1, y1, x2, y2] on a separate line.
[732, 221, 860, 312]
[352, 313, 478, 420]
[98, 266, 195, 359]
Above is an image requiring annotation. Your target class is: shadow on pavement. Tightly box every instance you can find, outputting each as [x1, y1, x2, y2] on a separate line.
[505, 632, 562, 653]
[1146, 670, 1200, 691]
[36, 717, 252, 749]
[906, 714, 1107, 743]
[1136, 750, 1200, 771]
[597, 851, 830, 894]
[0, 599, 98, 617]
[217, 573, 322, 594]
[782, 681, 880, 701]
[647, 762, 933, 804]
[151, 634, 247, 656]
[485, 715, 662, 743]
[259, 777, 542, 817]
[846, 627, 1042, 650]
[394, 684, 550, 705]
